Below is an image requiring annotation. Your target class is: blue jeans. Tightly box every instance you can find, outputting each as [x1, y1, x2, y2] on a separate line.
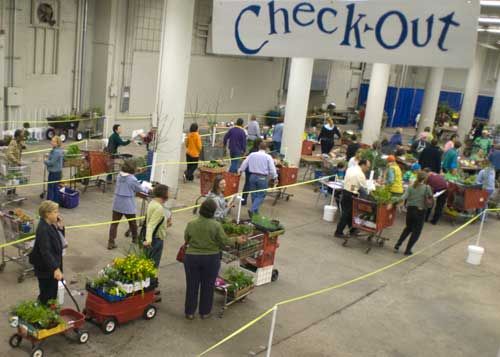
[249, 174, 268, 214]
[272, 141, 281, 154]
[146, 237, 164, 268]
[229, 151, 243, 173]
[47, 171, 62, 203]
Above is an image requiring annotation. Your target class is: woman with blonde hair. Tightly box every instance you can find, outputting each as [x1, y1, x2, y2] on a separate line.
[317, 117, 341, 154]
[45, 136, 64, 203]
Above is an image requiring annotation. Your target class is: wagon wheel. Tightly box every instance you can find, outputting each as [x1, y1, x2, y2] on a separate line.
[60, 131, 68, 143]
[77, 330, 89, 344]
[9, 334, 22, 348]
[46, 128, 55, 140]
[101, 318, 117, 334]
[271, 269, 279, 282]
[76, 132, 84, 141]
[143, 305, 157, 320]
[31, 347, 44, 357]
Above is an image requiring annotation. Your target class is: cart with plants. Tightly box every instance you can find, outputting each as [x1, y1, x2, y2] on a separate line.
[78, 150, 114, 193]
[348, 187, 396, 253]
[0, 157, 30, 206]
[269, 162, 298, 205]
[84, 253, 159, 334]
[0, 208, 35, 282]
[444, 179, 490, 223]
[8, 286, 89, 357]
[46, 115, 85, 142]
[215, 267, 255, 317]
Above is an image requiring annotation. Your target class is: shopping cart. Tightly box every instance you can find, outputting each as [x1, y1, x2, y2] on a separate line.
[0, 209, 35, 282]
[0, 159, 31, 207]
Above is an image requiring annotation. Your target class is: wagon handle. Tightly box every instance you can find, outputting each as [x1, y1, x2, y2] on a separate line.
[62, 280, 81, 312]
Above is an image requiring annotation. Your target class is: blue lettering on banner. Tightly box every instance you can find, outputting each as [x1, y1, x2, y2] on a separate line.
[293, 2, 315, 27]
[235, 5, 269, 55]
[412, 16, 434, 47]
[340, 3, 367, 49]
[438, 12, 460, 51]
[317, 8, 338, 34]
[231, 2, 463, 56]
[268, 1, 291, 35]
[375, 11, 408, 50]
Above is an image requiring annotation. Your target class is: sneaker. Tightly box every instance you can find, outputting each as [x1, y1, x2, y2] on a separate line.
[200, 313, 212, 320]
[404, 251, 413, 256]
[185, 314, 195, 320]
[334, 232, 346, 239]
[393, 246, 400, 253]
[107, 242, 117, 250]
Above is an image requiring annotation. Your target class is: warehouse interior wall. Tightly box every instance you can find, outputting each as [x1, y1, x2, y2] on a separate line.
[1, 0, 95, 130]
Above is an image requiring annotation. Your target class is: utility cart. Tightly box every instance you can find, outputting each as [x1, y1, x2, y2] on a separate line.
[444, 181, 490, 223]
[347, 196, 396, 253]
[79, 150, 114, 193]
[269, 165, 298, 206]
[0, 209, 35, 282]
[9, 282, 89, 357]
[46, 116, 85, 143]
[0, 159, 30, 207]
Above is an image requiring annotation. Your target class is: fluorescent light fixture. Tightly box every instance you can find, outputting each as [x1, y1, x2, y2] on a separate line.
[478, 28, 500, 33]
[479, 17, 500, 24]
[481, 0, 500, 6]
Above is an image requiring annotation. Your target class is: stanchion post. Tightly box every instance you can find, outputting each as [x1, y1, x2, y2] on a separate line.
[236, 195, 242, 224]
[475, 209, 487, 246]
[266, 305, 278, 357]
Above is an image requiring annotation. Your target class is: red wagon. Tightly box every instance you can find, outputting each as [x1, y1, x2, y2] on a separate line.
[84, 288, 158, 334]
[9, 282, 89, 357]
[347, 196, 396, 253]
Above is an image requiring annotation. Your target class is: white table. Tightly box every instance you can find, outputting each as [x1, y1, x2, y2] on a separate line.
[317, 180, 344, 207]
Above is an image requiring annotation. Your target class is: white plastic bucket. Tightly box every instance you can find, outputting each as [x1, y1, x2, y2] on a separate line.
[466, 245, 484, 266]
[58, 281, 65, 305]
[323, 205, 337, 222]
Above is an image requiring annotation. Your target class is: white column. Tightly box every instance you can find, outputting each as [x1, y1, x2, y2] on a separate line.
[458, 46, 487, 139]
[153, 0, 195, 193]
[325, 61, 350, 111]
[282, 58, 314, 166]
[490, 71, 500, 126]
[361, 63, 391, 146]
[418, 67, 445, 132]
[0, 33, 5, 128]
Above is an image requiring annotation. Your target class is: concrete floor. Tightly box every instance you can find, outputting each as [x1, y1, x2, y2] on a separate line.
[1, 137, 500, 357]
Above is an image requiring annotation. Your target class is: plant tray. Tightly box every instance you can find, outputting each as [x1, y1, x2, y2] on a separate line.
[18, 320, 66, 340]
[228, 284, 254, 300]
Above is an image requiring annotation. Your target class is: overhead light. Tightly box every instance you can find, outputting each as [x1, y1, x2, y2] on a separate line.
[481, 0, 500, 6]
[478, 28, 500, 33]
[479, 17, 500, 24]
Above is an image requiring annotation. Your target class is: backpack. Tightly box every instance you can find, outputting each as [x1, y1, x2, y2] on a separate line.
[415, 140, 428, 154]
[139, 216, 165, 242]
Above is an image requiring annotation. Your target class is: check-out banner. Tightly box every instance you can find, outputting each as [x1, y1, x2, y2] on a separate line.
[212, 0, 479, 68]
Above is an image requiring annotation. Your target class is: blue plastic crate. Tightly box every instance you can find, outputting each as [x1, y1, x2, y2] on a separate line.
[59, 188, 80, 209]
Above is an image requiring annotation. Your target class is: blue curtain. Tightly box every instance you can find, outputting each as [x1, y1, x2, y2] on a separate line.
[358, 83, 369, 107]
[474, 95, 493, 119]
[410, 89, 424, 127]
[438, 91, 463, 112]
[384, 87, 398, 127]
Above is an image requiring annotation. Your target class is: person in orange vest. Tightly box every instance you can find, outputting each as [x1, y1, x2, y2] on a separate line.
[385, 155, 404, 196]
[184, 123, 202, 182]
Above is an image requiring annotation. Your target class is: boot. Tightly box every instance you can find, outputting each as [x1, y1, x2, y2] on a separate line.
[107, 238, 117, 250]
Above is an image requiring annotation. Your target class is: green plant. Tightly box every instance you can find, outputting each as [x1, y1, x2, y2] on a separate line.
[461, 175, 477, 186]
[64, 144, 81, 160]
[251, 214, 284, 232]
[112, 254, 157, 283]
[359, 149, 387, 170]
[12, 300, 63, 329]
[222, 267, 254, 294]
[222, 221, 253, 236]
[370, 186, 393, 204]
[205, 160, 224, 169]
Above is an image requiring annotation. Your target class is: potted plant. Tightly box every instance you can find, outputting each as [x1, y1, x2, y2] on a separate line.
[222, 267, 255, 300]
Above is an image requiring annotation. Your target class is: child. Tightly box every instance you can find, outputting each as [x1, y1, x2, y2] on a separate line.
[333, 162, 346, 180]
[403, 163, 421, 185]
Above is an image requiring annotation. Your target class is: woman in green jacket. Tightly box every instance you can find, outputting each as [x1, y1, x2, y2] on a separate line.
[183, 199, 244, 320]
[143, 184, 171, 268]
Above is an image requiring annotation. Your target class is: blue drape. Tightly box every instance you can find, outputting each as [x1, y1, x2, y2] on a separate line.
[438, 91, 463, 112]
[474, 95, 493, 119]
[358, 83, 369, 107]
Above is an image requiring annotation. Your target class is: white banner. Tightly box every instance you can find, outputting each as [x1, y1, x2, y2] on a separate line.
[212, 0, 479, 68]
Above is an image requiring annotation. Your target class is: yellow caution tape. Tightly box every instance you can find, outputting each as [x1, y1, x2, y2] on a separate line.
[198, 209, 498, 356]
[0, 174, 327, 250]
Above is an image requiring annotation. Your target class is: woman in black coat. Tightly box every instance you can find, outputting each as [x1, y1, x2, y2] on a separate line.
[30, 201, 64, 304]
[318, 118, 341, 154]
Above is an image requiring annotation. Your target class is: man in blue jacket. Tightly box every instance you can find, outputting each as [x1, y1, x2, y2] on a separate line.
[223, 118, 247, 173]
